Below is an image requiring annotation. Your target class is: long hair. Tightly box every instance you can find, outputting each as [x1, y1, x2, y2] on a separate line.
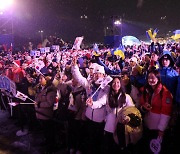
[121, 72, 132, 95]
[142, 68, 161, 102]
[108, 77, 126, 108]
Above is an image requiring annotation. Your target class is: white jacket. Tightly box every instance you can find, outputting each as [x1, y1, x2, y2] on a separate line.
[71, 65, 109, 122]
[104, 94, 134, 133]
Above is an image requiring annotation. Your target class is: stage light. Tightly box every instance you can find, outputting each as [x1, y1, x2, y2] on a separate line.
[0, 0, 14, 11]
[114, 20, 121, 26]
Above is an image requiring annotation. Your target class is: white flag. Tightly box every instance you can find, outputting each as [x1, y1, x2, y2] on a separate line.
[15, 91, 28, 101]
[9, 102, 19, 106]
[35, 60, 45, 71]
[35, 50, 41, 57]
[100, 76, 113, 89]
[72, 36, 84, 50]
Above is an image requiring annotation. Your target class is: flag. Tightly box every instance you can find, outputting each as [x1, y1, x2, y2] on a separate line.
[111, 44, 125, 60]
[15, 91, 28, 101]
[13, 61, 20, 68]
[91, 75, 113, 99]
[153, 28, 159, 38]
[100, 76, 113, 89]
[72, 36, 84, 50]
[54, 90, 60, 110]
[173, 30, 180, 40]
[93, 43, 99, 52]
[9, 102, 19, 106]
[146, 29, 154, 40]
[35, 60, 45, 71]
[35, 50, 41, 57]
[93, 43, 101, 56]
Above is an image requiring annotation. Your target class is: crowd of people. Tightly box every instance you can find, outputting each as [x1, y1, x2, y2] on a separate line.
[0, 39, 180, 154]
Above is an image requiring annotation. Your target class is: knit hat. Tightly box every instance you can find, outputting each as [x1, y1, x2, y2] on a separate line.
[93, 64, 105, 74]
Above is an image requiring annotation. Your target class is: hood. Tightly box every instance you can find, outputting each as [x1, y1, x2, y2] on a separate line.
[158, 50, 175, 67]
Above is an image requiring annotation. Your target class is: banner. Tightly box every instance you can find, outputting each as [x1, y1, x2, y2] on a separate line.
[40, 48, 45, 54]
[35, 51, 41, 57]
[72, 36, 84, 50]
[30, 50, 35, 56]
[52, 45, 60, 51]
[45, 47, 50, 53]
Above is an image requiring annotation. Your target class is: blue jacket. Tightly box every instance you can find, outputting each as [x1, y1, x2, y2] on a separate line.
[130, 75, 146, 89]
[159, 67, 178, 99]
[158, 50, 179, 100]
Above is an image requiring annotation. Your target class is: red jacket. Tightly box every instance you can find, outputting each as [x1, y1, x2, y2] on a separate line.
[140, 83, 173, 131]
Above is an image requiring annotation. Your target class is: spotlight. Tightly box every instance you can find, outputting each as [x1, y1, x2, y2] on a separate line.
[114, 20, 121, 26]
[0, 0, 14, 11]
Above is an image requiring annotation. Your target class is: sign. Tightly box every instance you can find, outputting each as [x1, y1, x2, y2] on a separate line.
[45, 47, 50, 53]
[40, 48, 45, 54]
[150, 137, 162, 154]
[72, 36, 84, 50]
[52, 45, 60, 51]
[35, 50, 41, 57]
[0, 76, 16, 96]
[30, 50, 35, 56]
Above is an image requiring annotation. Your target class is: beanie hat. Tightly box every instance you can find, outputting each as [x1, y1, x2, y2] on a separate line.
[93, 64, 105, 74]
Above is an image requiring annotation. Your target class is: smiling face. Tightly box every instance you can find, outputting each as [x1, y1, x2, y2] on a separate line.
[93, 72, 104, 81]
[148, 72, 158, 87]
[112, 78, 121, 93]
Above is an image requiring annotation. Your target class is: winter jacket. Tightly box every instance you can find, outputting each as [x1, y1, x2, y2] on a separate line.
[68, 84, 87, 120]
[35, 85, 57, 120]
[158, 51, 179, 99]
[159, 67, 178, 98]
[104, 93, 134, 133]
[71, 65, 109, 123]
[140, 83, 173, 131]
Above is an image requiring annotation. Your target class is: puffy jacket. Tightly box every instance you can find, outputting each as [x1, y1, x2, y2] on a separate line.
[158, 50, 179, 99]
[140, 83, 173, 131]
[159, 67, 178, 98]
[71, 65, 109, 123]
[35, 85, 57, 120]
[104, 93, 134, 133]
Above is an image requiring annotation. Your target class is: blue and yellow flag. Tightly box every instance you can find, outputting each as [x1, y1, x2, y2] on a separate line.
[172, 30, 180, 40]
[111, 44, 125, 60]
[153, 28, 159, 38]
[146, 29, 153, 40]
[146, 28, 158, 40]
